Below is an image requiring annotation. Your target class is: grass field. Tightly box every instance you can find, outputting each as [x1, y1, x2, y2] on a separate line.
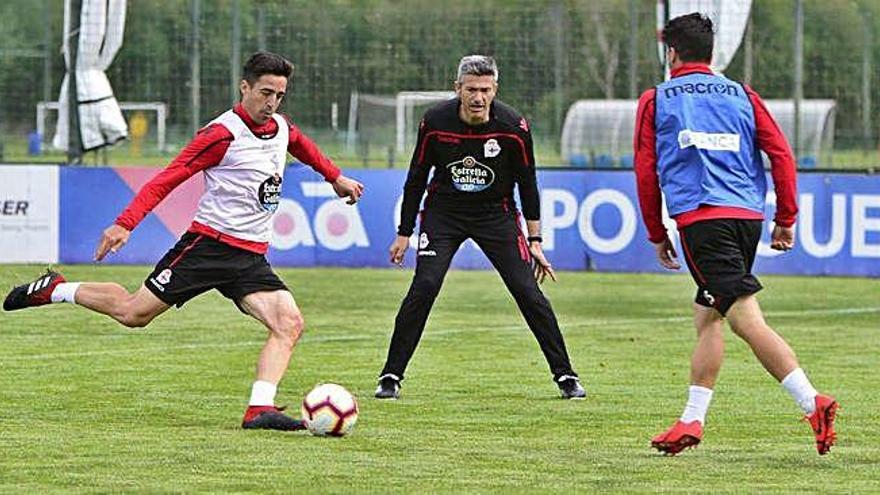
[0, 265, 878, 493]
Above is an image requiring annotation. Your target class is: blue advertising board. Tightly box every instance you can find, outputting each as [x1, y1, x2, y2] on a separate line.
[59, 166, 880, 277]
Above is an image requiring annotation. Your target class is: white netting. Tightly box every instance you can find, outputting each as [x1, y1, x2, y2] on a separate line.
[37, 101, 167, 154]
[762, 100, 836, 167]
[560, 98, 835, 168]
[346, 91, 454, 166]
[560, 100, 638, 168]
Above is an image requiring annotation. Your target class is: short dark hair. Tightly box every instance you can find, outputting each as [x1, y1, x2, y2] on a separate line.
[662, 13, 714, 63]
[242, 51, 294, 84]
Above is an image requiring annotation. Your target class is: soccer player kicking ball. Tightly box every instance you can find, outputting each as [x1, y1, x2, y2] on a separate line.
[3, 52, 364, 431]
[634, 13, 837, 455]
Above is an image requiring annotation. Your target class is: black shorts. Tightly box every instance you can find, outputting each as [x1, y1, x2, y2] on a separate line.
[679, 219, 763, 315]
[145, 232, 288, 310]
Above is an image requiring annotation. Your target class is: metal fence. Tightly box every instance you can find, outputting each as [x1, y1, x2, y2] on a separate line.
[0, 0, 878, 168]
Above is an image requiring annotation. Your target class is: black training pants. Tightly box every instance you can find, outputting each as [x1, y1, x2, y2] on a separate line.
[380, 206, 577, 380]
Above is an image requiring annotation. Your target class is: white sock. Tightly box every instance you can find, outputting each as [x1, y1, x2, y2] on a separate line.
[680, 385, 714, 424]
[248, 380, 277, 407]
[50, 282, 81, 304]
[781, 368, 818, 414]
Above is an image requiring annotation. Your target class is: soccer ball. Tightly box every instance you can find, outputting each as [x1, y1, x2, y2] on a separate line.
[301, 383, 359, 437]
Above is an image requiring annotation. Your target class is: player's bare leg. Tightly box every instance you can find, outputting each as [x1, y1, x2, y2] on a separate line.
[240, 289, 304, 384]
[727, 294, 838, 454]
[75, 283, 170, 328]
[725, 295, 797, 380]
[690, 304, 724, 388]
[238, 289, 306, 431]
[4, 270, 169, 328]
[652, 304, 721, 455]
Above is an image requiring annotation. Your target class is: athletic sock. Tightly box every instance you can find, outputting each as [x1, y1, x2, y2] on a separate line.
[50, 282, 81, 304]
[248, 380, 278, 407]
[781, 368, 818, 415]
[680, 385, 714, 424]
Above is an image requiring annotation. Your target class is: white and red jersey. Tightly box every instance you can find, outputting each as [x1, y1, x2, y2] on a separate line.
[115, 104, 341, 254]
[192, 109, 289, 245]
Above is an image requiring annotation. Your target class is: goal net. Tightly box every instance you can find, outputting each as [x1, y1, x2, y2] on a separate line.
[346, 91, 455, 166]
[36, 101, 168, 155]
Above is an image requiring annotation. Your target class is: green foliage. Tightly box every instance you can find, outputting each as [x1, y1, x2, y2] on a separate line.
[0, 265, 878, 492]
[2, 0, 880, 163]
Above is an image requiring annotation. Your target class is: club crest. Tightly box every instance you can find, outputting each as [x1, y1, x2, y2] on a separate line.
[484, 139, 501, 158]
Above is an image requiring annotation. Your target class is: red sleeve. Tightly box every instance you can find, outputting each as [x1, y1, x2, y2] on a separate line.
[286, 120, 341, 183]
[633, 88, 666, 243]
[745, 85, 798, 227]
[114, 123, 232, 231]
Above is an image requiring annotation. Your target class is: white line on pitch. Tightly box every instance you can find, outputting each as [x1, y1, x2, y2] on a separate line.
[1, 306, 877, 362]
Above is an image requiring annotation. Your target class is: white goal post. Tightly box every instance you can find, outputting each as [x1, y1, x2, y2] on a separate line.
[346, 91, 455, 156]
[394, 91, 455, 155]
[36, 101, 168, 152]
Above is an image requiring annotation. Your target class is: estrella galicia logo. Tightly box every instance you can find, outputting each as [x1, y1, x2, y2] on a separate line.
[447, 156, 495, 192]
[258, 173, 283, 212]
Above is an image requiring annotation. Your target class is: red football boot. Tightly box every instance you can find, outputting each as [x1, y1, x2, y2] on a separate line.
[3, 270, 66, 311]
[651, 420, 703, 455]
[241, 405, 306, 431]
[805, 394, 839, 455]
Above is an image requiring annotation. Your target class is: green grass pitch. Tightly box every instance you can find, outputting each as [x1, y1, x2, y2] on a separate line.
[0, 265, 878, 493]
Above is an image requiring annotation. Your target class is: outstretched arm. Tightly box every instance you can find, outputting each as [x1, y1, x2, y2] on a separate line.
[97, 124, 232, 261]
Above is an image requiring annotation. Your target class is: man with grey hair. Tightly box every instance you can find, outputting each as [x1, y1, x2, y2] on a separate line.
[375, 55, 585, 400]
[456, 54, 499, 81]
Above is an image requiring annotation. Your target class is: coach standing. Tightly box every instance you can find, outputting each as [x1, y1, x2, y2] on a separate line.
[374, 55, 585, 400]
[634, 13, 837, 455]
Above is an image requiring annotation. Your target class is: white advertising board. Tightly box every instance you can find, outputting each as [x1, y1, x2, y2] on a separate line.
[0, 165, 59, 263]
